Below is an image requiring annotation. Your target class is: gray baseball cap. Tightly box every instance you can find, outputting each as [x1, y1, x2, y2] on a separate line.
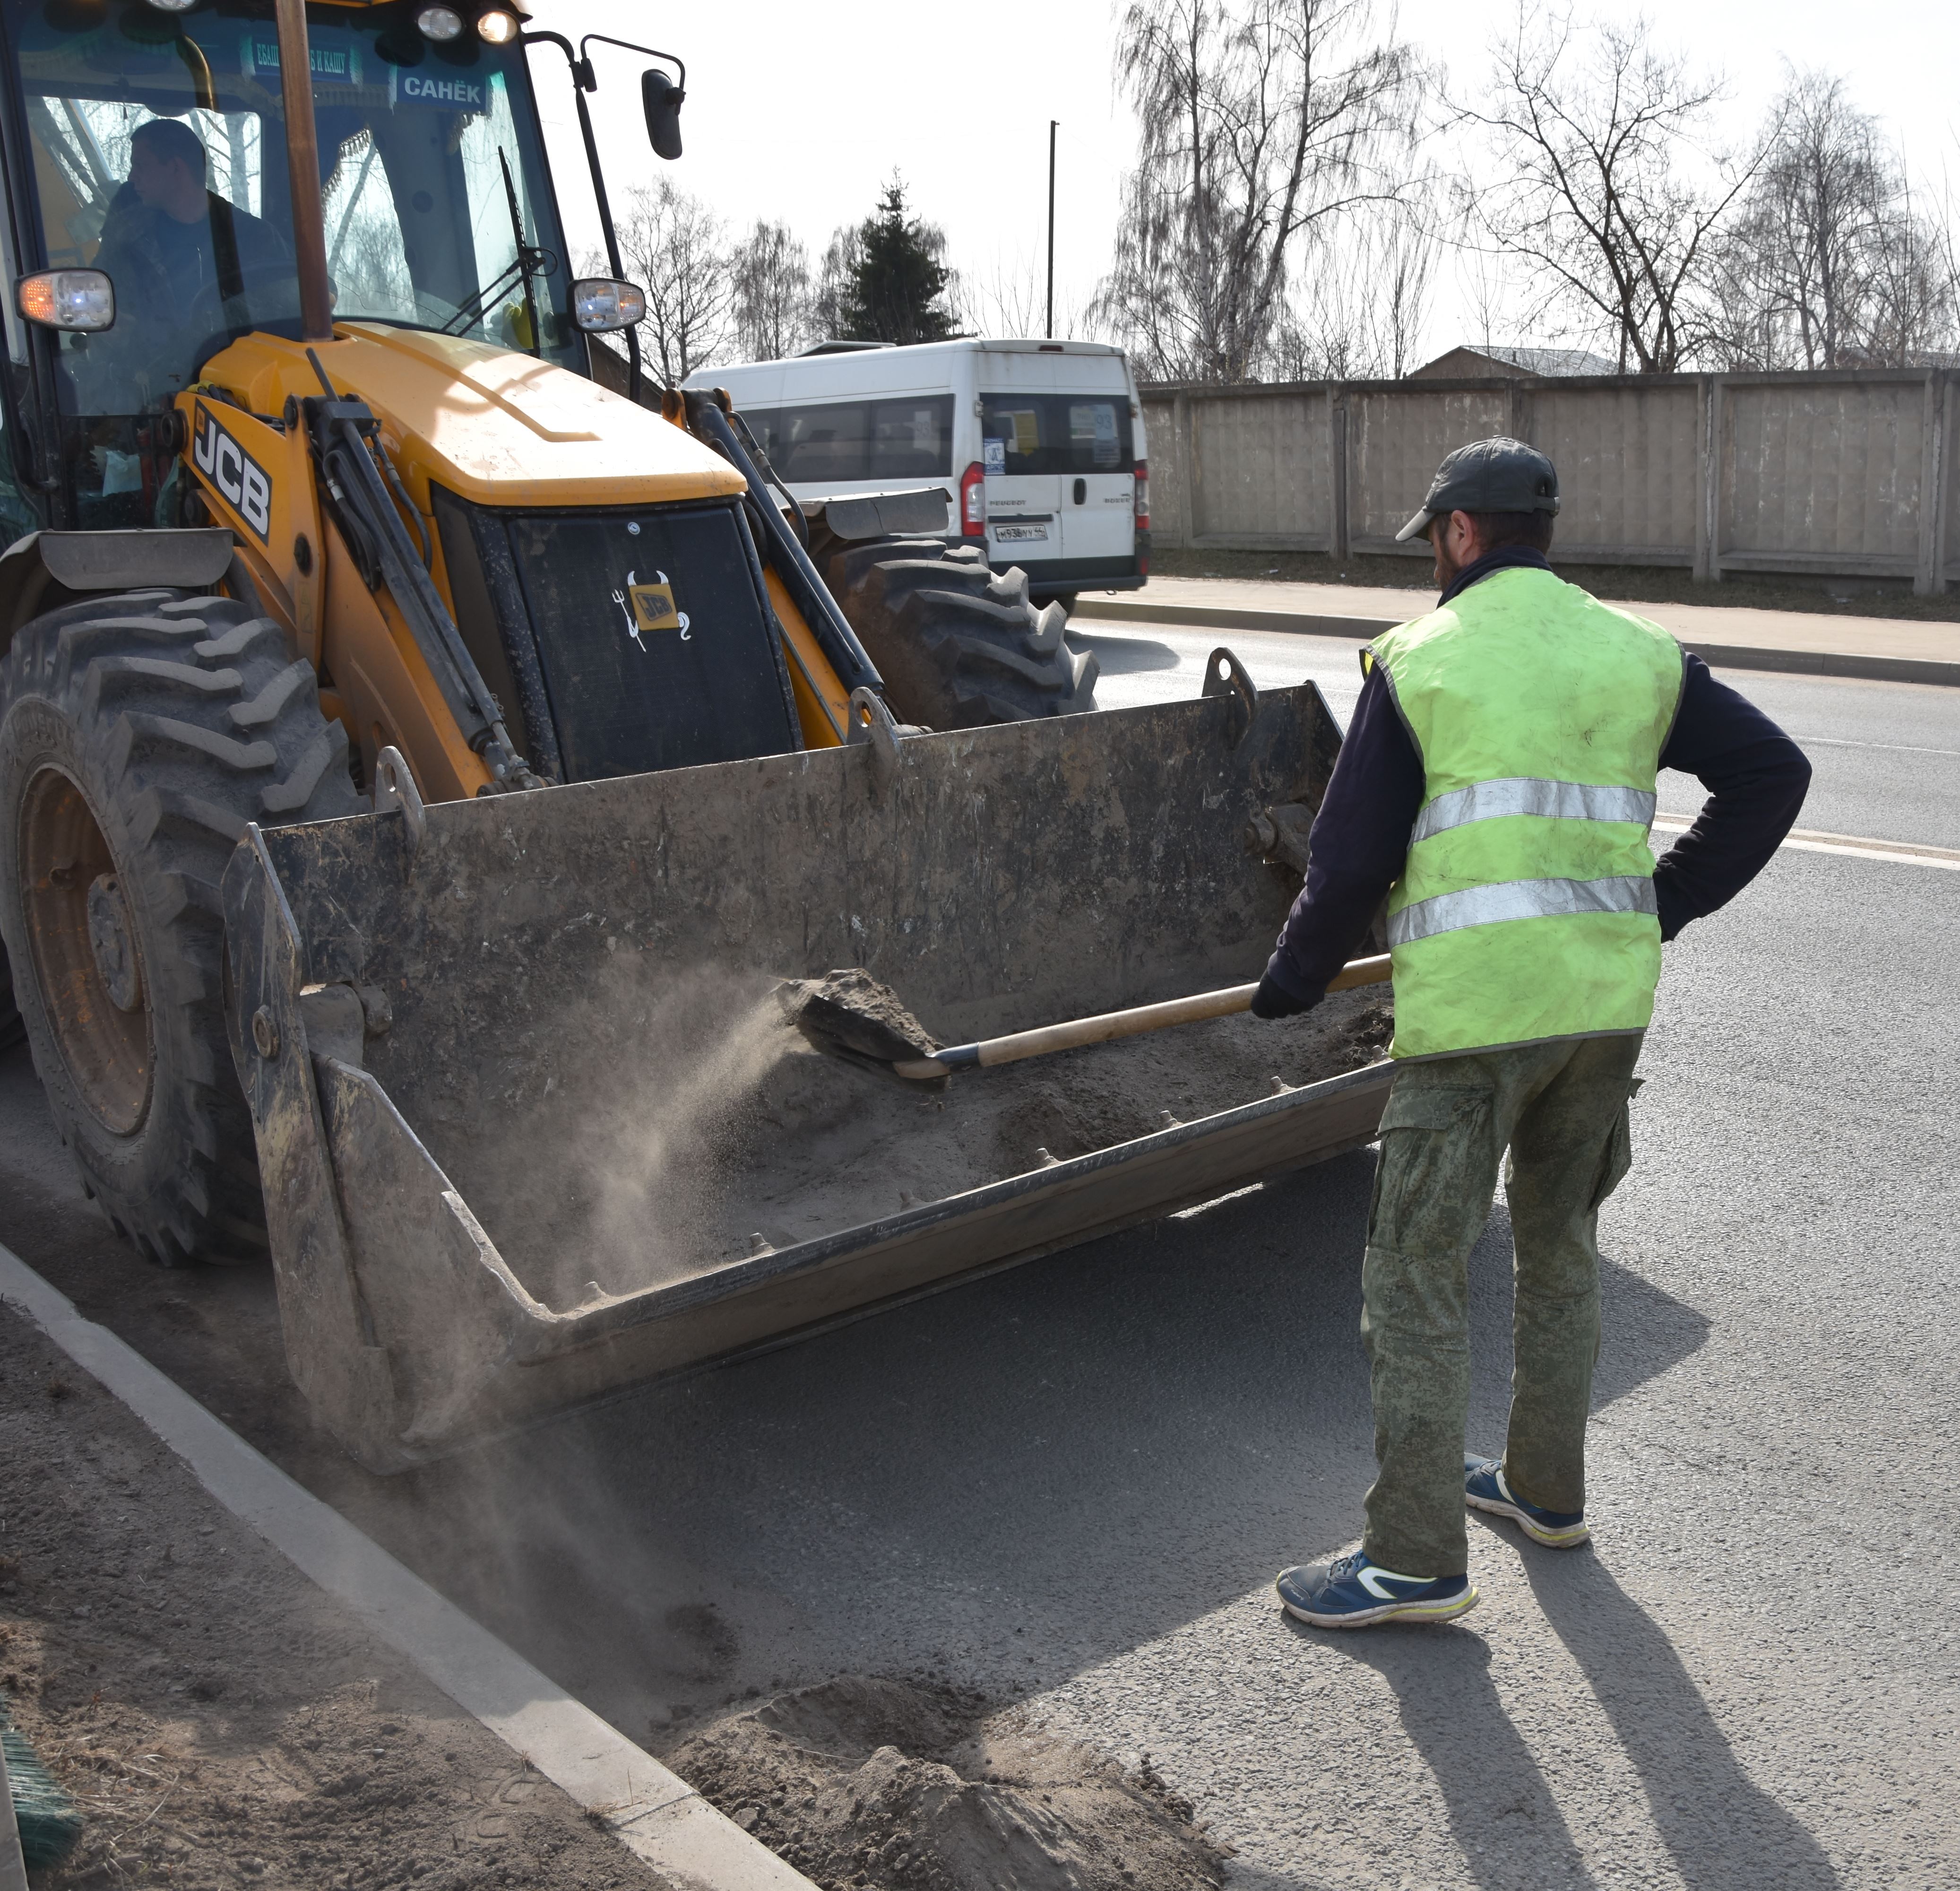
[1394, 437, 1561, 542]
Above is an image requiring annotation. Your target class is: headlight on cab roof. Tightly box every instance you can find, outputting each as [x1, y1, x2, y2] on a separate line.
[415, 6, 464, 40]
[17, 269, 115, 332]
[476, 9, 520, 43]
[570, 278, 647, 334]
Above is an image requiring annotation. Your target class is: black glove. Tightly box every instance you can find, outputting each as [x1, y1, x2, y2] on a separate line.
[1249, 972, 1317, 1020]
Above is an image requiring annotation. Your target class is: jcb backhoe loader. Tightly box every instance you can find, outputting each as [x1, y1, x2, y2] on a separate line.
[0, 0, 1390, 1471]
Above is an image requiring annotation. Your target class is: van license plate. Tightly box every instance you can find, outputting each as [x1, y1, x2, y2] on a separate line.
[993, 523, 1049, 542]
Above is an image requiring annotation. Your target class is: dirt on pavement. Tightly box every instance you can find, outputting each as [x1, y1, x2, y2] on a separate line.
[666, 1675, 1226, 1891]
[0, 1311, 661, 1891]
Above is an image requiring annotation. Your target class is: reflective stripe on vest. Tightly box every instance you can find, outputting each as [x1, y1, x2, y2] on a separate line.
[1409, 777, 1657, 845]
[1388, 873, 1659, 947]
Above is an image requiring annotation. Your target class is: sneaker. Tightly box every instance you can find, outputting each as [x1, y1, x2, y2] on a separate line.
[1275, 1553, 1478, 1628]
[1464, 1455, 1589, 1548]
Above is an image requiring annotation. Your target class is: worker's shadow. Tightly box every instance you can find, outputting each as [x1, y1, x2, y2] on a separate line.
[1308, 1544, 1841, 1890]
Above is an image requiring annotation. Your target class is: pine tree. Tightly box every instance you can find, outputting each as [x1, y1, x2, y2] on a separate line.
[842, 179, 957, 344]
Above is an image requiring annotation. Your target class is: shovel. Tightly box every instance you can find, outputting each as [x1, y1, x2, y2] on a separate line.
[777, 955, 1392, 1084]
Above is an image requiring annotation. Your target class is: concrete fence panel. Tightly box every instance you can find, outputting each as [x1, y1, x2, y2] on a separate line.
[1189, 390, 1334, 546]
[1348, 387, 1511, 552]
[1722, 374, 1929, 576]
[1526, 382, 1701, 564]
[1142, 368, 1953, 594]
[1141, 394, 1181, 546]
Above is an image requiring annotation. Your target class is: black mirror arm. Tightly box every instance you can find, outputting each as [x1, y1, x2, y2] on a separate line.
[521, 29, 643, 407]
[578, 34, 685, 91]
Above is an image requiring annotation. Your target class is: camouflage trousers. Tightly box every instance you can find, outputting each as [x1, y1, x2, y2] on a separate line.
[1360, 1033, 1644, 1577]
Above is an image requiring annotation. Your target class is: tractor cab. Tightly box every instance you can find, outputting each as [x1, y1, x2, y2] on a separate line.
[1, 0, 581, 535]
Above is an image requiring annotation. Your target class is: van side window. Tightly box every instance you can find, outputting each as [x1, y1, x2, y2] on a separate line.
[741, 395, 953, 483]
[981, 394, 1133, 476]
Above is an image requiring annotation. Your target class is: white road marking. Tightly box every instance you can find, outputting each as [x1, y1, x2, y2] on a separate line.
[1654, 816, 1960, 871]
[1791, 735, 1960, 760]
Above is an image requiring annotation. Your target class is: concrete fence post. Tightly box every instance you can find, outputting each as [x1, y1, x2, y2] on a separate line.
[1938, 376, 1956, 596]
[1173, 390, 1195, 549]
[1917, 368, 1946, 597]
[1701, 376, 1725, 585]
[1329, 386, 1350, 563]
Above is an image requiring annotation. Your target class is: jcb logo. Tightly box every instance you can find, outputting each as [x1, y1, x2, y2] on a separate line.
[191, 404, 272, 541]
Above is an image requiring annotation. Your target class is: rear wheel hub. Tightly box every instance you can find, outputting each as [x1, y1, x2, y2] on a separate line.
[86, 873, 142, 1013]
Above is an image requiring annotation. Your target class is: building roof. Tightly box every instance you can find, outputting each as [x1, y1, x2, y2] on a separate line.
[1410, 345, 1620, 380]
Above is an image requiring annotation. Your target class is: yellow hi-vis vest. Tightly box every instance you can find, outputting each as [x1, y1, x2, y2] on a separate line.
[1369, 566, 1685, 1061]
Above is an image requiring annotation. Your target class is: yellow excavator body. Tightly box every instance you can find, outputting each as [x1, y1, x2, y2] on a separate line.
[173, 328, 782, 801]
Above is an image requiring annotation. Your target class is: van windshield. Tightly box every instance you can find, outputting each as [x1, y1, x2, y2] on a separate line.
[981, 393, 1134, 476]
[9, 0, 576, 454]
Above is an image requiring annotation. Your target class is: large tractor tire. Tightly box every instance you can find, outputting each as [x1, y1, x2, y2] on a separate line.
[822, 538, 1098, 729]
[0, 590, 363, 1265]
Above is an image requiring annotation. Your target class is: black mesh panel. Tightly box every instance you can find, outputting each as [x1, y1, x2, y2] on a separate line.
[502, 503, 799, 782]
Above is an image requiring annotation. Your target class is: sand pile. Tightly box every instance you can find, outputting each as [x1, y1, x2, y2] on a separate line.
[667, 1675, 1226, 1891]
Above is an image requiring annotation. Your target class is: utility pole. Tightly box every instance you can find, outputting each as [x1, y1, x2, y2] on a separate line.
[1046, 120, 1058, 339]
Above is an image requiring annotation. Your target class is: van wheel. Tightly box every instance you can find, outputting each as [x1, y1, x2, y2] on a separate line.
[0, 590, 363, 1265]
[823, 539, 1098, 728]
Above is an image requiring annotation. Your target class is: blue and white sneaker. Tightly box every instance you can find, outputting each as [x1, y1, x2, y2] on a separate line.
[1275, 1553, 1478, 1628]
[1464, 1455, 1589, 1548]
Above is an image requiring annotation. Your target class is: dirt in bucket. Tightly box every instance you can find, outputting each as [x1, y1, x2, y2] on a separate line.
[449, 977, 1393, 1308]
[665, 1674, 1227, 1891]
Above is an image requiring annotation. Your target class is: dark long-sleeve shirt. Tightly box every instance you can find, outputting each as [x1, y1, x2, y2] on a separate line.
[1263, 560, 1813, 1005]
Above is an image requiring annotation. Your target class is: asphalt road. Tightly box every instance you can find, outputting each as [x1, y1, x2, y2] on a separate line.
[1079, 619, 1960, 848]
[2, 647, 1955, 1890]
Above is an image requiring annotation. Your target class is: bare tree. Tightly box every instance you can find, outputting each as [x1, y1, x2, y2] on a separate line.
[729, 219, 812, 361]
[961, 256, 1091, 339]
[807, 224, 862, 344]
[1857, 168, 1955, 366]
[613, 180, 732, 385]
[1461, 9, 1764, 373]
[1093, 0, 1425, 384]
[1269, 198, 1439, 378]
[1709, 73, 1955, 369]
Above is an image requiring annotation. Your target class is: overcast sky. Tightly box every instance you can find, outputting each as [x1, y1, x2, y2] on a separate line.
[522, 0, 1955, 366]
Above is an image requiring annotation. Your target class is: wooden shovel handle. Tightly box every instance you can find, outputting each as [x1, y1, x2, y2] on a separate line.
[894, 954, 1392, 1079]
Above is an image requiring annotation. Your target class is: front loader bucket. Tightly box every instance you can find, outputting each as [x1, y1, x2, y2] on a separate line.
[223, 680, 1392, 1472]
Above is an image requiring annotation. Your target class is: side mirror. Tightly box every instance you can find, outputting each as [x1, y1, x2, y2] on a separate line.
[17, 269, 114, 331]
[642, 68, 684, 161]
[570, 278, 647, 333]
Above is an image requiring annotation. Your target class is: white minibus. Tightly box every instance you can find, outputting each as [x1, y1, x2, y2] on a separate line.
[684, 338, 1149, 607]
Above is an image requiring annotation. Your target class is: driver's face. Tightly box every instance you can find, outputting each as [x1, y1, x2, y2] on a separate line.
[129, 141, 196, 216]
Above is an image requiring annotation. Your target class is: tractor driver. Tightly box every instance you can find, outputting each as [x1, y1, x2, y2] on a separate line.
[93, 117, 292, 371]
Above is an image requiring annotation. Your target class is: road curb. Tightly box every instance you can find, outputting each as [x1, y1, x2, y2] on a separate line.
[1071, 598, 1960, 688]
[0, 1241, 814, 1891]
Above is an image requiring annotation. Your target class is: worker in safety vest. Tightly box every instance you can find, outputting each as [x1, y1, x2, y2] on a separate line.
[1252, 438, 1811, 1628]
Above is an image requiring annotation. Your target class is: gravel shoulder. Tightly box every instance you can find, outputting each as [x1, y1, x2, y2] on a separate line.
[0, 1308, 657, 1891]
